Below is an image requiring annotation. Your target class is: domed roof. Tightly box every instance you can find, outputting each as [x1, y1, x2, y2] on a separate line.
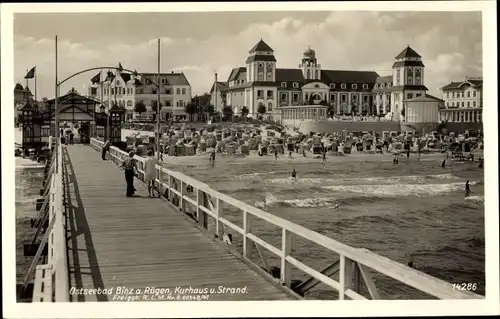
[303, 46, 316, 58]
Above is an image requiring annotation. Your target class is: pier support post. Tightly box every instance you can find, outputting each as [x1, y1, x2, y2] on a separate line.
[280, 229, 292, 287]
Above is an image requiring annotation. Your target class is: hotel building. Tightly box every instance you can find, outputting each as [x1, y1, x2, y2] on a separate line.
[89, 70, 192, 120]
[438, 77, 483, 123]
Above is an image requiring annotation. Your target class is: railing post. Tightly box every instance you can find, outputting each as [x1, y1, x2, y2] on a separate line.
[157, 167, 162, 197]
[280, 228, 292, 287]
[167, 174, 172, 201]
[180, 180, 184, 211]
[195, 188, 201, 222]
[216, 198, 222, 238]
[243, 210, 252, 258]
[339, 255, 354, 300]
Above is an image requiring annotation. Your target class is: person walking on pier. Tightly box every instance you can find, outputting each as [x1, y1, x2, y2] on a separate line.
[144, 149, 159, 197]
[122, 150, 138, 197]
[69, 131, 74, 145]
[102, 138, 111, 160]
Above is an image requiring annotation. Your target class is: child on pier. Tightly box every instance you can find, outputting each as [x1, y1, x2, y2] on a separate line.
[122, 150, 138, 197]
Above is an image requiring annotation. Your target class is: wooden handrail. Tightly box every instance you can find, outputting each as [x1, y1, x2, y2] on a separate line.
[90, 138, 484, 300]
[27, 137, 70, 302]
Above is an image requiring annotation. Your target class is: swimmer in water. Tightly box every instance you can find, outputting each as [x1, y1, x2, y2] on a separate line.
[291, 169, 297, 182]
[275, 149, 279, 162]
[465, 180, 471, 197]
[322, 151, 326, 163]
[441, 159, 446, 168]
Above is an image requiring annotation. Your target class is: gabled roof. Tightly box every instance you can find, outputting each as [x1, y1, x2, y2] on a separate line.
[321, 70, 380, 84]
[210, 81, 229, 93]
[120, 72, 132, 83]
[227, 67, 246, 82]
[395, 46, 421, 59]
[249, 39, 274, 53]
[15, 83, 24, 91]
[440, 78, 483, 91]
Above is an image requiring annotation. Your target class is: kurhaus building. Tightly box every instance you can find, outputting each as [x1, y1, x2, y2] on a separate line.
[211, 39, 432, 121]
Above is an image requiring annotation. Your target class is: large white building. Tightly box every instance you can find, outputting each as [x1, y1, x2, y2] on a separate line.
[438, 77, 483, 123]
[89, 70, 192, 121]
[211, 39, 432, 121]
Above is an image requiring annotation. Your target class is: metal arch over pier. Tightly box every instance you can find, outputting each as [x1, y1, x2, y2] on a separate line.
[22, 138, 484, 302]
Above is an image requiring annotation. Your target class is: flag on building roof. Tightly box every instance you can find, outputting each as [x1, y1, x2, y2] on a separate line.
[118, 62, 123, 73]
[24, 66, 36, 79]
[90, 71, 101, 84]
[105, 70, 115, 82]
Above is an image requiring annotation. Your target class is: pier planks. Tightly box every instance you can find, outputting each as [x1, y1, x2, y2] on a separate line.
[64, 145, 293, 301]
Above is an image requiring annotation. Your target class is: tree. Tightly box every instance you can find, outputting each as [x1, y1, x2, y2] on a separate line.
[257, 104, 266, 115]
[241, 106, 249, 119]
[134, 101, 147, 115]
[222, 105, 233, 121]
[184, 102, 198, 122]
[401, 106, 405, 118]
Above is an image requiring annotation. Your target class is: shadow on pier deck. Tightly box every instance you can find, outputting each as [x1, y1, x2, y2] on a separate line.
[63, 145, 294, 301]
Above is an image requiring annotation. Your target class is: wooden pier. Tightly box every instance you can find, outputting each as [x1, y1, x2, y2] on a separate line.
[20, 137, 484, 302]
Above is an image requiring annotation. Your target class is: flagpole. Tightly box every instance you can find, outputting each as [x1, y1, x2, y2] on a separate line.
[25, 69, 28, 89]
[157, 38, 161, 160]
[114, 70, 117, 106]
[107, 70, 111, 140]
[98, 78, 103, 137]
[55, 35, 59, 172]
[34, 65, 37, 102]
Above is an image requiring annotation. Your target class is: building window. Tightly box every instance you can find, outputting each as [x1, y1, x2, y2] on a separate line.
[306, 70, 310, 79]
[467, 101, 470, 107]
[408, 77, 413, 84]
[281, 93, 287, 101]
[161, 78, 166, 84]
[267, 72, 272, 81]
[362, 84, 368, 89]
[447, 92, 449, 98]
[341, 83, 346, 89]
[292, 93, 299, 102]
[467, 91, 470, 98]
[473, 91, 476, 97]
[473, 101, 476, 107]
[176, 101, 179, 107]
[330, 83, 335, 89]
[380, 83, 385, 89]
[179, 100, 184, 107]
[268, 102, 273, 112]
[258, 72, 264, 81]
[415, 77, 420, 84]
[152, 89, 157, 94]
[281, 82, 287, 88]
[363, 95, 368, 102]
[176, 88, 180, 94]
[352, 84, 357, 89]
[341, 94, 347, 102]
[293, 82, 299, 88]
[452, 102, 455, 107]
[117, 80, 121, 85]
[407, 93, 413, 100]
[374, 84, 378, 89]
[111, 88, 114, 95]
[461, 101, 464, 107]
[462, 92, 465, 98]
[267, 91, 273, 99]
[416, 93, 421, 97]
[257, 90, 264, 99]
[182, 88, 186, 95]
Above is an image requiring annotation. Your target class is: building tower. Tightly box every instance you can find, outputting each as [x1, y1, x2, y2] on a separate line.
[300, 47, 321, 80]
[246, 39, 277, 83]
[390, 45, 428, 120]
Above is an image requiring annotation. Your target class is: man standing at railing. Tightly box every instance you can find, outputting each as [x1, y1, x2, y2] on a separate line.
[102, 138, 111, 160]
[122, 150, 138, 197]
[144, 149, 159, 197]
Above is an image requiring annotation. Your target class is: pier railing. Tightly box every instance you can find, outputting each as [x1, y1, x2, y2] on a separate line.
[24, 138, 69, 302]
[90, 137, 483, 300]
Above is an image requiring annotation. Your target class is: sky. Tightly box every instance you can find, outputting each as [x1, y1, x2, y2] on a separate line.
[13, 11, 482, 99]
